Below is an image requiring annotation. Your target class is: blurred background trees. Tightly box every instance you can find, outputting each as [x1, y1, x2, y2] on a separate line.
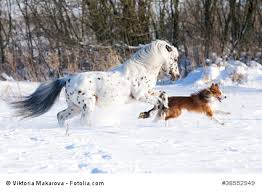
[0, 0, 261, 80]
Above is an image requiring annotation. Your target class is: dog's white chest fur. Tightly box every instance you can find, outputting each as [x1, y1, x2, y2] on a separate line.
[209, 97, 218, 110]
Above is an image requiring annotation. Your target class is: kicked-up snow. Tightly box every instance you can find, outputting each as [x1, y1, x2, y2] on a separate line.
[0, 60, 262, 173]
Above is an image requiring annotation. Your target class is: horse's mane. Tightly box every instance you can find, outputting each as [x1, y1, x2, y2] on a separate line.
[109, 40, 172, 73]
[123, 40, 168, 66]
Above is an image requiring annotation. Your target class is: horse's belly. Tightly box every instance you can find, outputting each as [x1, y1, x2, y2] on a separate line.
[96, 96, 127, 107]
[96, 86, 131, 107]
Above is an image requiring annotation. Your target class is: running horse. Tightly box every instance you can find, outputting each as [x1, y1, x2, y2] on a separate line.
[12, 40, 179, 127]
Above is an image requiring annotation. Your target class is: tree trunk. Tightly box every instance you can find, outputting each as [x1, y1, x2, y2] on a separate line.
[171, 0, 179, 47]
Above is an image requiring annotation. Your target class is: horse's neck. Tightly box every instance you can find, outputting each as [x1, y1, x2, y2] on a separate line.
[123, 61, 162, 82]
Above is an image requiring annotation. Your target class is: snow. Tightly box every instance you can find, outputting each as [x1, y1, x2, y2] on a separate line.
[177, 59, 262, 88]
[0, 60, 262, 173]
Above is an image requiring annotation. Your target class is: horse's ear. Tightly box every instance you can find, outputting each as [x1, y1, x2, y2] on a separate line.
[166, 45, 172, 52]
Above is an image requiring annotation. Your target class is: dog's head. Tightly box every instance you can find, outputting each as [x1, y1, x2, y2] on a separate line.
[209, 83, 226, 102]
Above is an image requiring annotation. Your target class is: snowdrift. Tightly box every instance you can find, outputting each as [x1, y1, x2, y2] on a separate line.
[177, 59, 262, 88]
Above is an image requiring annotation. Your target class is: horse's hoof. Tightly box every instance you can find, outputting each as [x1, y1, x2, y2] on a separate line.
[138, 112, 149, 119]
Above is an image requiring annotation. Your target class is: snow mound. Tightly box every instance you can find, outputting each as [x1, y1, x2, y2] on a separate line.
[177, 60, 262, 88]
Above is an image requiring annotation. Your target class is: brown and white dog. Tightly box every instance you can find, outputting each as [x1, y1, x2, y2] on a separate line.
[139, 83, 230, 126]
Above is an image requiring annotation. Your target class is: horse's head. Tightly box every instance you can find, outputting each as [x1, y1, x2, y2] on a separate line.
[158, 41, 180, 80]
[122, 40, 180, 81]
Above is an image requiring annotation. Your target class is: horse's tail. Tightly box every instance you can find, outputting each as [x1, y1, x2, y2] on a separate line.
[11, 77, 67, 118]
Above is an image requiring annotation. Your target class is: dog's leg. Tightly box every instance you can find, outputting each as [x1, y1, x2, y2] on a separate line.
[206, 108, 224, 125]
[153, 106, 167, 122]
[212, 116, 224, 125]
[214, 110, 231, 115]
[165, 120, 169, 127]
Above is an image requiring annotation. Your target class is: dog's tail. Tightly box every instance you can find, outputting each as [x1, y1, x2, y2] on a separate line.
[11, 78, 67, 118]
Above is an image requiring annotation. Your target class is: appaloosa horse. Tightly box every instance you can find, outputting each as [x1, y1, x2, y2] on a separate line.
[12, 40, 179, 127]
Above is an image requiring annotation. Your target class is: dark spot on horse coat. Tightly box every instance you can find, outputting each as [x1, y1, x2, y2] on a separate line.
[130, 93, 135, 99]
[78, 90, 82, 94]
[83, 104, 86, 111]
[82, 92, 85, 95]
[68, 79, 71, 83]
[98, 77, 101, 80]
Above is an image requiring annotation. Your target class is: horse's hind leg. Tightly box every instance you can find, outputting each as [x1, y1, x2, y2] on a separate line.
[79, 95, 96, 127]
[57, 105, 80, 127]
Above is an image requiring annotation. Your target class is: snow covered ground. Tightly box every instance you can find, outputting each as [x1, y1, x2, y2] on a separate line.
[1, 61, 262, 173]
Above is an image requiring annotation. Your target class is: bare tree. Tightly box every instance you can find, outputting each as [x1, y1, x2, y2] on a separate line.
[0, 0, 261, 80]
[0, 0, 12, 65]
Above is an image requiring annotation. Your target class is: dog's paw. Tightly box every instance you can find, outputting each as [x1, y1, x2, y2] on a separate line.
[138, 112, 150, 119]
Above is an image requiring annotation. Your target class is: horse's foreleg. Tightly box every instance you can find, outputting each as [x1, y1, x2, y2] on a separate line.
[138, 106, 156, 119]
[138, 91, 168, 119]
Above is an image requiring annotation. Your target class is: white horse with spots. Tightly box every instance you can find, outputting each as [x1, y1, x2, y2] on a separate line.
[12, 40, 179, 127]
